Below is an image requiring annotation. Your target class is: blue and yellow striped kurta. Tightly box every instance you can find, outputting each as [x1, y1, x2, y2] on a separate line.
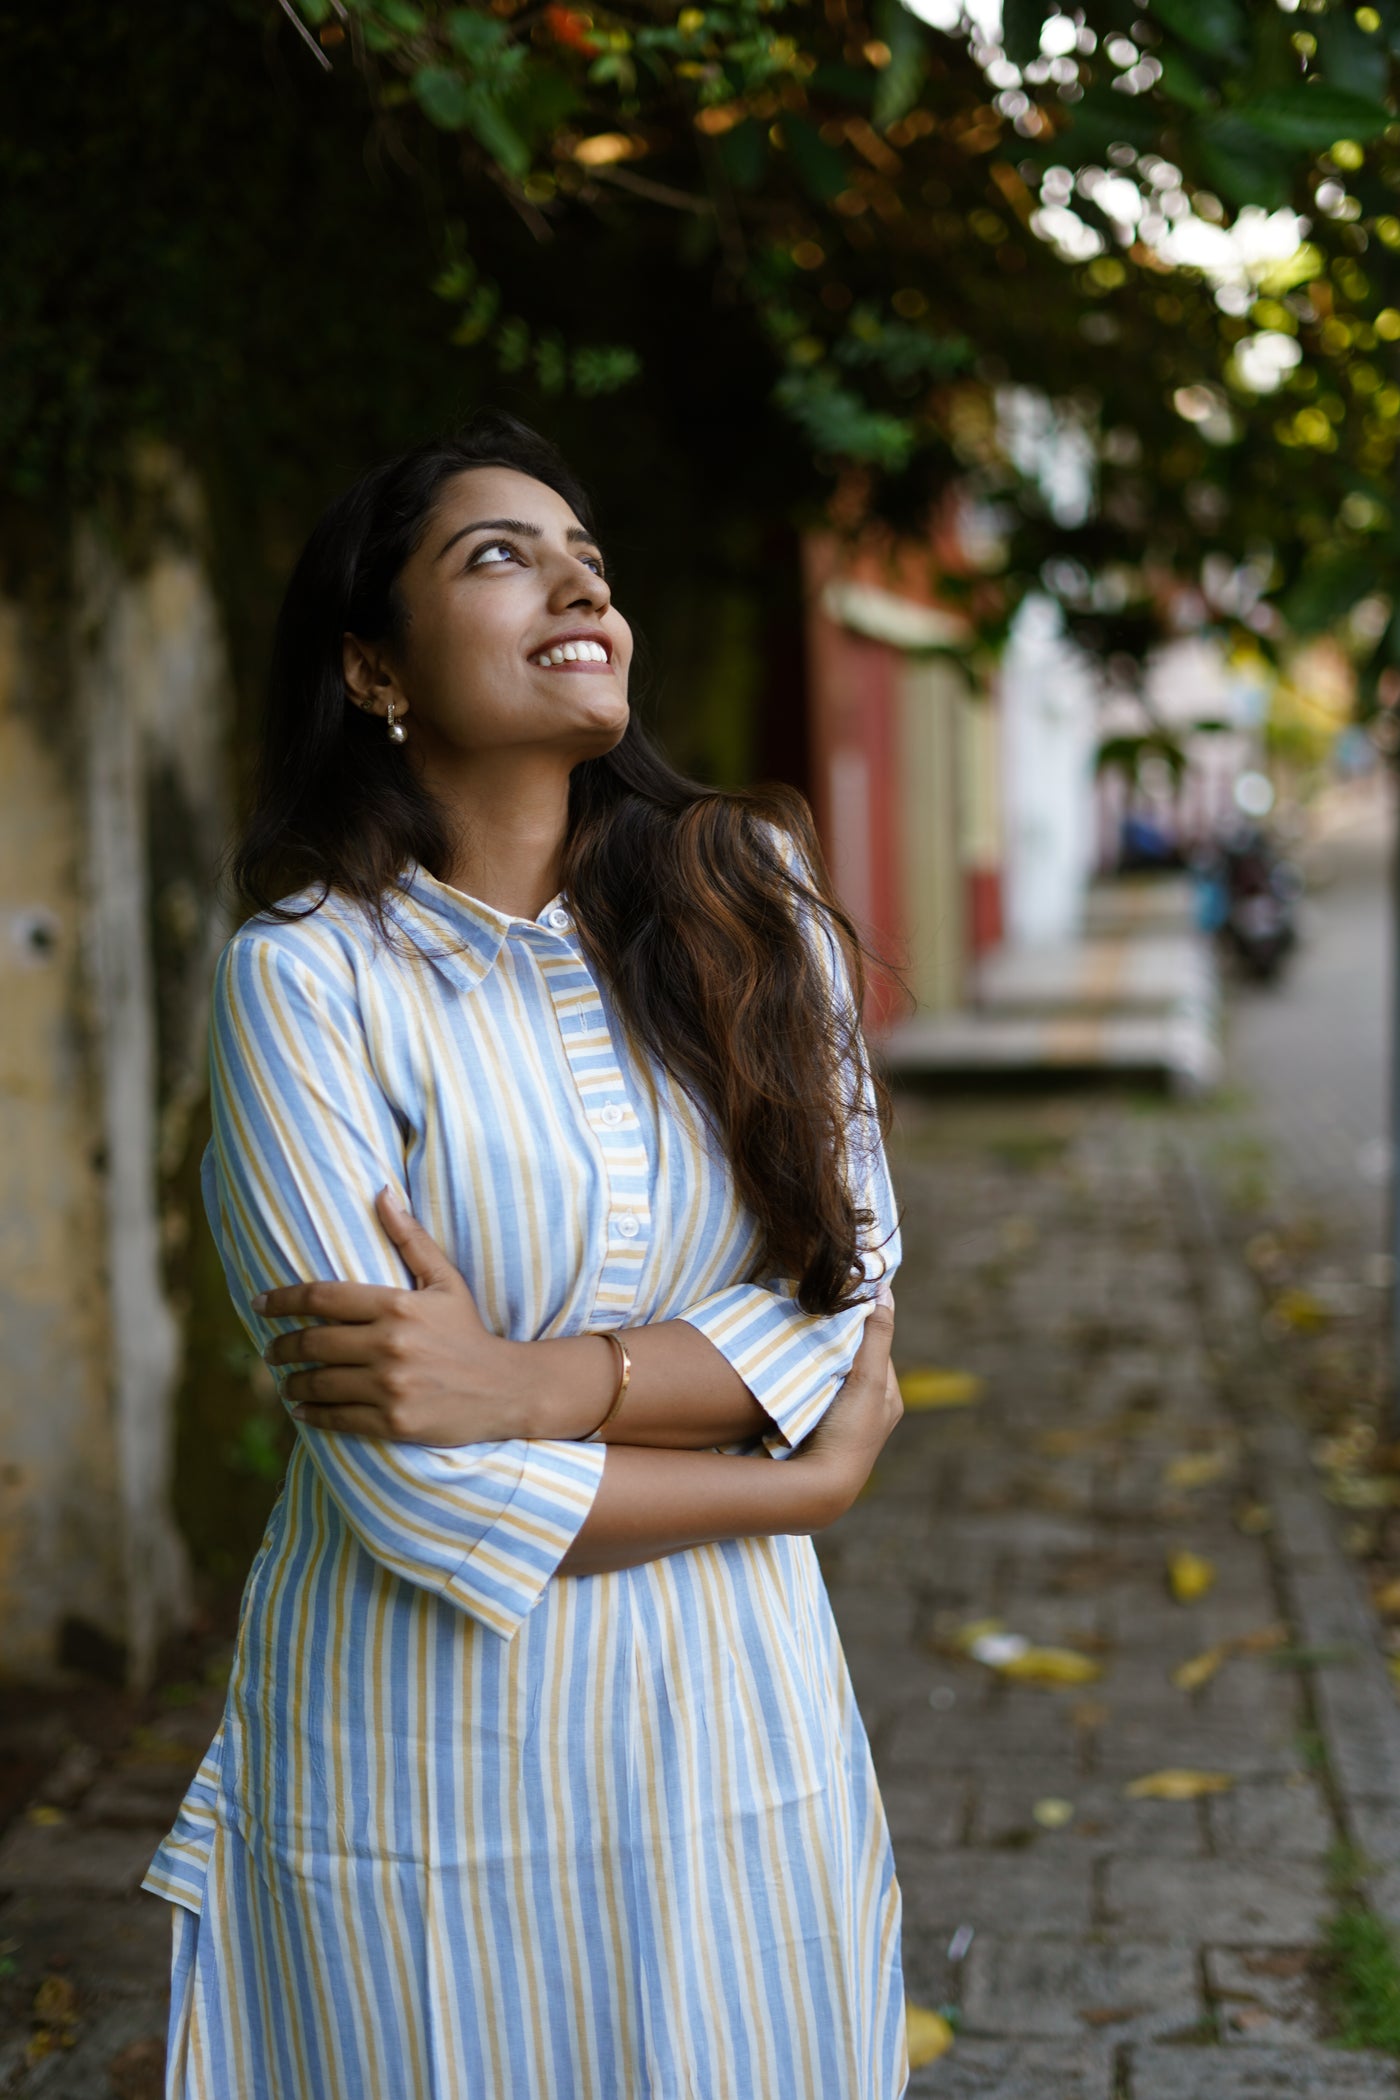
[143, 856, 906, 2098]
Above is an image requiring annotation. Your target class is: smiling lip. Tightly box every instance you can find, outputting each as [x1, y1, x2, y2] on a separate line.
[528, 629, 613, 672]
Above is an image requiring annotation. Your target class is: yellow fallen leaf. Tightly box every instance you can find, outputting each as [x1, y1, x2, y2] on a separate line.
[1236, 1623, 1287, 1654]
[1164, 1451, 1233, 1490]
[1376, 1578, 1400, 1617]
[1236, 1501, 1273, 1536]
[1126, 1768, 1233, 1800]
[25, 1805, 65, 1828]
[905, 2003, 954, 2069]
[997, 1645, 1103, 1686]
[1172, 1644, 1229, 1692]
[1271, 1287, 1329, 1333]
[899, 1368, 985, 1410]
[1168, 1550, 1216, 1603]
[1036, 1427, 1099, 1457]
[1033, 1796, 1076, 1828]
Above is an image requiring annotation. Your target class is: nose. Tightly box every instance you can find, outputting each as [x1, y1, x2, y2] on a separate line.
[549, 551, 610, 616]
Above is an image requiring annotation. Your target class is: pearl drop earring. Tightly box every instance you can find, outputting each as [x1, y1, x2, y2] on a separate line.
[386, 700, 407, 745]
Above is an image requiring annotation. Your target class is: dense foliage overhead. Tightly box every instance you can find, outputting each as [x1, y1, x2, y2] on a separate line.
[281, 0, 1400, 681]
[7, 1, 1400, 687]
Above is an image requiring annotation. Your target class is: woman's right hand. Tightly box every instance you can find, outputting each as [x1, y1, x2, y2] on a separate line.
[795, 1286, 902, 1523]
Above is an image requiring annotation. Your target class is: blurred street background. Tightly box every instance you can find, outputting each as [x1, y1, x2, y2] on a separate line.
[11, 0, 1400, 2092]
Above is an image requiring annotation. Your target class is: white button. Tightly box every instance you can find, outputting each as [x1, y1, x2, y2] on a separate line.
[600, 1102, 624, 1127]
[614, 1213, 640, 1239]
[547, 907, 571, 932]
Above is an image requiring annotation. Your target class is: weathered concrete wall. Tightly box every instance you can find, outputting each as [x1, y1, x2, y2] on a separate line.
[0, 456, 232, 1683]
[0, 599, 120, 1673]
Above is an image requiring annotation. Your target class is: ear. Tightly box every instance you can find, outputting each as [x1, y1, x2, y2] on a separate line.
[343, 634, 409, 723]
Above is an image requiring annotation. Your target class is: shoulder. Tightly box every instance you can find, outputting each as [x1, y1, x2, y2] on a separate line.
[214, 889, 377, 1018]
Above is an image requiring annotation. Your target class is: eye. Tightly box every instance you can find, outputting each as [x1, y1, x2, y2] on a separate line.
[468, 539, 519, 568]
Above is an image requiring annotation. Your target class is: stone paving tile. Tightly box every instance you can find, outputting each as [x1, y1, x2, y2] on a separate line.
[1127, 2044, 1400, 2097]
[0, 1822, 166, 1899]
[1203, 1946, 1325, 2045]
[1103, 1857, 1331, 1943]
[968, 1777, 1209, 1857]
[961, 1936, 1200, 2041]
[907, 2037, 1116, 2098]
[1204, 1776, 1336, 1860]
[3, 1994, 169, 2100]
[0, 1892, 170, 1996]
[896, 1849, 1095, 1937]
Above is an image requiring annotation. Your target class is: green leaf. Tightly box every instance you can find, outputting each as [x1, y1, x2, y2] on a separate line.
[773, 368, 915, 467]
[1055, 83, 1162, 163]
[1157, 50, 1212, 114]
[872, 0, 927, 129]
[1314, 9, 1390, 102]
[1191, 113, 1295, 206]
[781, 115, 849, 201]
[377, 0, 427, 31]
[1001, 0, 1045, 72]
[1148, 0, 1245, 60]
[571, 344, 643, 395]
[1283, 549, 1381, 634]
[464, 91, 531, 175]
[447, 10, 509, 64]
[413, 65, 476, 130]
[293, 0, 334, 24]
[716, 118, 767, 191]
[1245, 86, 1392, 150]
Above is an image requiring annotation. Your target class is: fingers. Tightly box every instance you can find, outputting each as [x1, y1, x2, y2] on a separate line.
[251, 1280, 395, 1322]
[375, 1186, 461, 1290]
[287, 1400, 388, 1439]
[849, 1290, 895, 1373]
[283, 1366, 378, 1407]
[264, 1325, 374, 1369]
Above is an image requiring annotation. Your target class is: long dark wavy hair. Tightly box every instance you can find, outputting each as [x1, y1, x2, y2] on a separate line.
[233, 411, 892, 1314]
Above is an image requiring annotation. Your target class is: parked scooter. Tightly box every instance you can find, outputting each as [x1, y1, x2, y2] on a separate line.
[1197, 822, 1303, 983]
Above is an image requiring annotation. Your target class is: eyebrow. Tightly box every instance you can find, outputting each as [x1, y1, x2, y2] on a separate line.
[434, 516, 603, 562]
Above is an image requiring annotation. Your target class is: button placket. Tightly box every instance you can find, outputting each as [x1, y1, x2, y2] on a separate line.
[534, 940, 651, 1325]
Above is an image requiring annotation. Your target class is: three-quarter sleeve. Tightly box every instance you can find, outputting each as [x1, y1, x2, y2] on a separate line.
[678, 827, 901, 1456]
[203, 926, 604, 1640]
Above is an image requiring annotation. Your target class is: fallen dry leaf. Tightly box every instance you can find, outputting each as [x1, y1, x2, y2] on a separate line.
[25, 1805, 65, 1828]
[1072, 1701, 1108, 1732]
[33, 1976, 78, 2024]
[1270, 1288, 1330, 1333]
[1167, 1550, 1216, 1603]
[1172, 1644, 1229, 1693]
[1375, 1578, 1400, 1617]
[1164, 1451, 1234, 1491]
[1125, 1769, 1233, 1800]
[1033, 1797, 1076, 1829]
[906, 2003, 954, 2068]
[1236, 1623, 1288, 1655]
[899, 1368, 984, 1411]
[1078, 2005, 1144, 2028]
[1236, 1501, 1273, 1536]
[998, 1645, 1103, 1687]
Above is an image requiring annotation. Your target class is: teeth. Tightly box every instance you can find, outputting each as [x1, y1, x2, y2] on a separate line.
[533, 641, 608, 666]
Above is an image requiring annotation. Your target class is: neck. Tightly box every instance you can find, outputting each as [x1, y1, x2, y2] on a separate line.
[427, 749, 573, 921]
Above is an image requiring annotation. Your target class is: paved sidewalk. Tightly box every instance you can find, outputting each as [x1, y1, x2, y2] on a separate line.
[820, 1087, 1400, 2098]
[4, 1087, 1400, 2096]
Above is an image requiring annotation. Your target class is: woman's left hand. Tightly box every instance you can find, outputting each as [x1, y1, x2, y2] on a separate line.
[255, 1186, 523, 1444]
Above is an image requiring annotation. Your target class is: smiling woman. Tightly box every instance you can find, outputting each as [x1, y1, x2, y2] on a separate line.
[141, 410, 907, 2099]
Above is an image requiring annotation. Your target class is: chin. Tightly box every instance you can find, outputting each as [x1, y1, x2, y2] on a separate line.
[570, 698, 630, 756]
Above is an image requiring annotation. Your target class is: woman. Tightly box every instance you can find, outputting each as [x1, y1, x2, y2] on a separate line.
[143, 411, 906, 2098]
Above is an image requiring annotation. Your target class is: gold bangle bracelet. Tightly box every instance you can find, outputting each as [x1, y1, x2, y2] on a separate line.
[579, 1330, 632, 1442]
